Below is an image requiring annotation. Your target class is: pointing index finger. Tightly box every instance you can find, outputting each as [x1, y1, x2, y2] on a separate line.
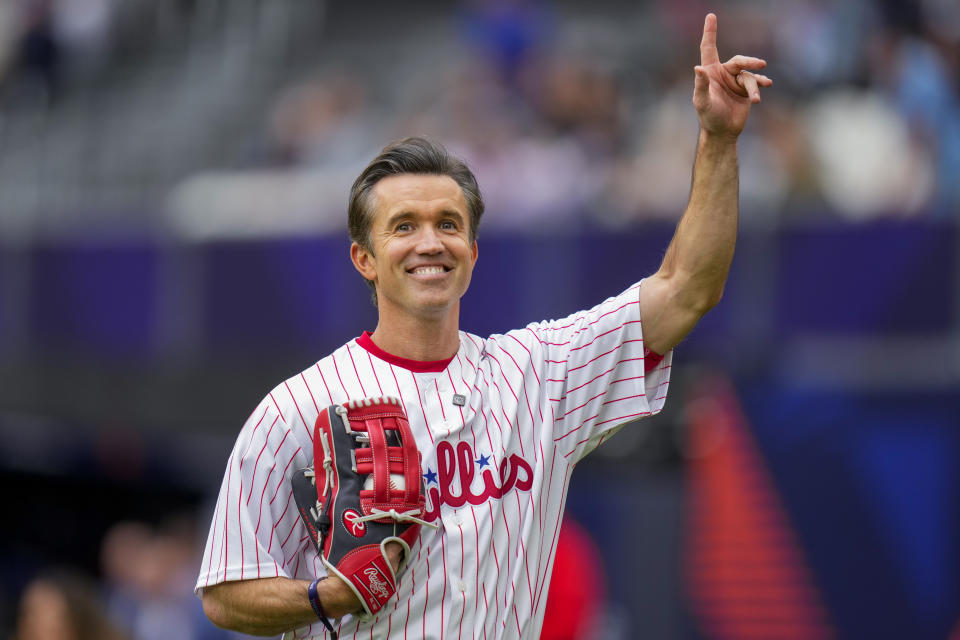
[700, 13, 719, 66]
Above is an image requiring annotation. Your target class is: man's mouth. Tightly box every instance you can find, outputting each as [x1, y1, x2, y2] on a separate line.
[408, 265, 450, 275]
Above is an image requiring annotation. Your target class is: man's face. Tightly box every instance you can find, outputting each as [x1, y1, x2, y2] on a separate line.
[351, 174, 478, 321]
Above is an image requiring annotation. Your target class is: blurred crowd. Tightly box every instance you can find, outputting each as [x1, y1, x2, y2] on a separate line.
[0, 0, 115, 104]
[10, 515, 240, 640]
[169, 0, 960, 239]
[8, 512, 608, 640]
[0, 1, 957, 238]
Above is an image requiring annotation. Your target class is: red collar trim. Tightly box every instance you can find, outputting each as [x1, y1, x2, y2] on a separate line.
[356, 331, 455, 373]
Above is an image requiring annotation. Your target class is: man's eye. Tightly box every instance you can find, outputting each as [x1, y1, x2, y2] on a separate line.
[440, 220, 457, 230]
[396, 222, 412, 232]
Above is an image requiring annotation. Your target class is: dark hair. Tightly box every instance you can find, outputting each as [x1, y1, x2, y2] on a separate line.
[348, 137, 484, 304]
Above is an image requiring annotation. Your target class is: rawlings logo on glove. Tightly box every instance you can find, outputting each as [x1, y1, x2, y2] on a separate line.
[292, 396, 434, 618]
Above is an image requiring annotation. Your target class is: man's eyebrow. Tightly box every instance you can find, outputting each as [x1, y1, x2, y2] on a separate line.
[438, 208, 467, 221]
[384, 208, 466, 225]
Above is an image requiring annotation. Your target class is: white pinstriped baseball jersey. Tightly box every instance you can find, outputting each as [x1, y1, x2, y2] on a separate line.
[197, 281, 672, 639]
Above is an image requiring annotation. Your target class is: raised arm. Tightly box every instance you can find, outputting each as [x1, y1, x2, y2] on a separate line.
[639, 13, 772, 356]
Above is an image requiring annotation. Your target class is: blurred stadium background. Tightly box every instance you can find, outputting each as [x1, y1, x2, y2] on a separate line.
[1, 0, 958, 638]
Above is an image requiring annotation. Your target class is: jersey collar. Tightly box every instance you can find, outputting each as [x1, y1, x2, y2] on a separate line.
[356, 331, 456, 373]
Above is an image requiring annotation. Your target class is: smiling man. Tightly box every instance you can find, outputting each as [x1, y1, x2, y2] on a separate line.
[197, 13, 770, 640]
[350, 172, 480, 361]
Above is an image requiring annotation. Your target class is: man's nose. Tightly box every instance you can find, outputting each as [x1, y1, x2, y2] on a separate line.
[415, 227, 444, 253]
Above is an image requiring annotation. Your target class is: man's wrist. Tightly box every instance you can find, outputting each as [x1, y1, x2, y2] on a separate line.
[698, 128, 740, 151]
[313, 574, 362, 619]
[308, 578, 339, 635]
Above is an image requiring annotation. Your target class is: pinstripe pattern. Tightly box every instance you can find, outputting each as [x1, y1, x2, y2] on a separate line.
[197, 281, 672, 639]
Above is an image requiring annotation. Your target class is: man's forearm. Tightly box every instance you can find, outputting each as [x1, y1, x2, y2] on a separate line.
[662, 130, 739, 310]
[202, 576, 359, 636]
[640, 130, 739, 355]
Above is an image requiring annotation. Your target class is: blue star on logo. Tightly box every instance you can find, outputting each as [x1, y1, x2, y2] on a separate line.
[423, 468, 438, 485]
[475, 454, 491, 470]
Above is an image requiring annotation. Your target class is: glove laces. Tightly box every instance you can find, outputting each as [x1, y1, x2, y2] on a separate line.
[352, 508, 439, 529]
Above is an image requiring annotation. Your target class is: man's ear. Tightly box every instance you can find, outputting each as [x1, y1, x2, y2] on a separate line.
[350, 242, 377, 281]
[471, 240, 478, 266]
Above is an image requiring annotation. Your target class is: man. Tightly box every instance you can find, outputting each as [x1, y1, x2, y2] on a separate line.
[197, 13, 770, 639]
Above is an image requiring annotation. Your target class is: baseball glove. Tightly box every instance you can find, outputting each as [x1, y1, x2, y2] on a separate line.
[292, 396, 434, 619]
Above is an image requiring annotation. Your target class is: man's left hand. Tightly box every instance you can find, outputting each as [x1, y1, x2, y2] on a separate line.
[693, 13, 772, 140]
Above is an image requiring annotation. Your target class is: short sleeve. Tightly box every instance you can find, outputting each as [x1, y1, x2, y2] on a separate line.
[195, 395, 311, 593]
[530, 281, 672, 463]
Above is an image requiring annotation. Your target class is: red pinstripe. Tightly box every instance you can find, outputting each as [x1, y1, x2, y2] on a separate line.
[486, 502, 501, 631]
[284, 379, 314, 444]
[471, 506, 481, 623]
[277, 490, 301, 552]
[450, 366, 477, 452]
[366, 351, 385, 395]
[387, 364, 410, 421]
[493, 342, 539, 462]
[481, 583, 490, 640]
[253, 463, 274, 578]
[457, 545, 467, 640]
[434, 378, 448, 422]
[536, 300, 639, 341]
[410, 370, 435, 446]
[315, 362, 333, 404]
[482, 367, 521, 457]
[601, 393, 647, 408]
[533, 463, 573, 613]
[536, 285, 640, 333]
[331, 352, 350, 397]
[530, 445, 557, 607]
[220, 455, 233, 582]
[404, 548, 418, 640]
[470, 374, 497, 454]
[235, 409, 270, 581]
[300, 372, 321, 415]
[247, 417, 279, 505]
[553, 390, 606, 426]
[346, 344, 368, 396]
[269, 445, 299, 506]
[440, 533, 448, 640]
[423, 541, 431, 640]
[267, 484, 296, 566]
[514, 489, 535, 604]
[551, 355, 645, 404]
[568, 338, 643, 375]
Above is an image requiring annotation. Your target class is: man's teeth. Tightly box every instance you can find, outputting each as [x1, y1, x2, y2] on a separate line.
[412, 266, 445, 275]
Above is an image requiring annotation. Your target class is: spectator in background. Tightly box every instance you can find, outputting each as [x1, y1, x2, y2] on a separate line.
[13, 0, 62, 103]
[101, 518, 235, 640]
[14, 568, 129, 640]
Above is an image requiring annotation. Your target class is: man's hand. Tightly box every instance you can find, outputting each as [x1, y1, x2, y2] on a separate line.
[693, 13, 772, 140]
[326, 539, 406, 614]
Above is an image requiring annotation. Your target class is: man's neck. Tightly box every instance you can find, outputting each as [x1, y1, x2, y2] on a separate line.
[369, 306, 461, 362]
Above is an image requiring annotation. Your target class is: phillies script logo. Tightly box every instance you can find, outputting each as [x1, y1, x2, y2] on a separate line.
[342, 509, 366, 537]
[423, 441, 534, 521]
[363, 567, 390, 600]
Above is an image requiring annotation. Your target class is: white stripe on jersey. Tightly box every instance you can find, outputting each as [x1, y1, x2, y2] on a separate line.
[197, 281, 672, 639]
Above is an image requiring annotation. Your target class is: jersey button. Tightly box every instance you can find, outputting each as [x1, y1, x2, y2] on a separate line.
[457, 580, 467, 593]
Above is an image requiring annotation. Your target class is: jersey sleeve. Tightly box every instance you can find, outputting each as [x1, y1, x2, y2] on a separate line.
[530, 280, 673, 463]
[195, 393, 312, 594]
